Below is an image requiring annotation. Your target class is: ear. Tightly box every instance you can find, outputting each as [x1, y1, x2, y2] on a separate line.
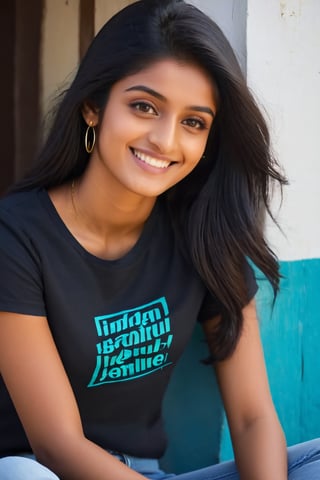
[82, 101, 99, 127]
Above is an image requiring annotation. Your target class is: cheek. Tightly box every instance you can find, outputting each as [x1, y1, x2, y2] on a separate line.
[101, 116, 125, 137]
[99, 114, 147, 149]
[184, 138, 208, 165]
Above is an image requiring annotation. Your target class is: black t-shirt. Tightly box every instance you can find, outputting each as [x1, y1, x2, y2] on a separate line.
[0, 189, 257, 458]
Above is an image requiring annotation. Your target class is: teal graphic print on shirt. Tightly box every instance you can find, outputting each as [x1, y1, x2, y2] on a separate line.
[88, 297, 173, 386]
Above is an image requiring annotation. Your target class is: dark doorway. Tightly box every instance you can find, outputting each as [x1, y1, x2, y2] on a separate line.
[0, 0, 43, 195]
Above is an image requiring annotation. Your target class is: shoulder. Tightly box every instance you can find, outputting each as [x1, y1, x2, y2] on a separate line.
[0, 189, 53, 237]
[0, 189, 44, 217]
[0, 189, 51, 264]
[0, 190, 48, 315]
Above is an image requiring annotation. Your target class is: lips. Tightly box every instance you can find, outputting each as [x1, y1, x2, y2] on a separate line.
[131, 148, 172, 169]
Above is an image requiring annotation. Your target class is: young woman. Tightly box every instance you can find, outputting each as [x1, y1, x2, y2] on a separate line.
[0, 1, 319, 479]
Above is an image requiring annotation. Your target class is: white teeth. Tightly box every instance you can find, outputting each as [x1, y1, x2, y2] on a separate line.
[133, 149, 170, 169]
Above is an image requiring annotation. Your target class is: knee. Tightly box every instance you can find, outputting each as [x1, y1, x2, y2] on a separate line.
[0, 456, 59, 480]
[289, 438, 320, 458]
[288, 438, 320, 479]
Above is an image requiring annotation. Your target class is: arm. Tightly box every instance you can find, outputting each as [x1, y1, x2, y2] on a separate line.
[0, 312, 148, 480]
[202, 299, 287, 480]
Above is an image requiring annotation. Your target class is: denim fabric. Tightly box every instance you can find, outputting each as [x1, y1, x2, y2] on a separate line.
[0, 455, 59, 479]
[0, 439, 319, 479]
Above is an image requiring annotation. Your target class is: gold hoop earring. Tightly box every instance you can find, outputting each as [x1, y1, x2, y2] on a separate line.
[85, 122, 96, 153]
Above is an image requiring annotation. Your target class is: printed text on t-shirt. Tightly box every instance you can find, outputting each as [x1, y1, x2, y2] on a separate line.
[88, 297, 173, 386]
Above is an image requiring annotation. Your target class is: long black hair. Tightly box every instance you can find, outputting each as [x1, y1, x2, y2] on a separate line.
[12, 0, 287, 360]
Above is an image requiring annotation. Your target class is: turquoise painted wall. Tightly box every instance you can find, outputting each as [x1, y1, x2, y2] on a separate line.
[161, 258, 320, 471]
[220, 258, 320, 460]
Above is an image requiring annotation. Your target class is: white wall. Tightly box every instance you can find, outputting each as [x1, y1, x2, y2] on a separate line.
[246, 0, 320, 261]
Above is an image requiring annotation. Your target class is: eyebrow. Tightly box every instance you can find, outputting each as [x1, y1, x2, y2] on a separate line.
[124, 85, 215, 118]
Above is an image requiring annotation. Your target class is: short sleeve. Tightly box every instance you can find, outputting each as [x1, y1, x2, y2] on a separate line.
[0, 210, 46, 316]
[198, 260, 258, 323]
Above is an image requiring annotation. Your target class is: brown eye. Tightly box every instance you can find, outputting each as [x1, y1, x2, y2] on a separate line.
[130, 102, 158, 115]
[182, 118, 207, 130]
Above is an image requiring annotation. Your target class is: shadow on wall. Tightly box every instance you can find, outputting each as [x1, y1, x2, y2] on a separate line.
[161, 323, 223, 473]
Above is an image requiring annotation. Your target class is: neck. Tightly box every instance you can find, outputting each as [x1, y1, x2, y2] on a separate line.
[72, 174, 156, 238]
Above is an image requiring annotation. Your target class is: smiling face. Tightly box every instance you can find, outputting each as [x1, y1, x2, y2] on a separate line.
[83, 58, 217, 199]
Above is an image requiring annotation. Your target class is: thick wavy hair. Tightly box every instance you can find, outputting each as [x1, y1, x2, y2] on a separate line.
[12, 0, 286, 360]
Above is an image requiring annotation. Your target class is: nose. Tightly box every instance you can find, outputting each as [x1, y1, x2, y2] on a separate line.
[147, 115, 178, 154]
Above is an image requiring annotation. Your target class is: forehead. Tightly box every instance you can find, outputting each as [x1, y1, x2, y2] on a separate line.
[112, 58, 217, 108]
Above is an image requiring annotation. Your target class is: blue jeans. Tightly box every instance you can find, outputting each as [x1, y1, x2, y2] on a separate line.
[0, 439, 319, 479]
